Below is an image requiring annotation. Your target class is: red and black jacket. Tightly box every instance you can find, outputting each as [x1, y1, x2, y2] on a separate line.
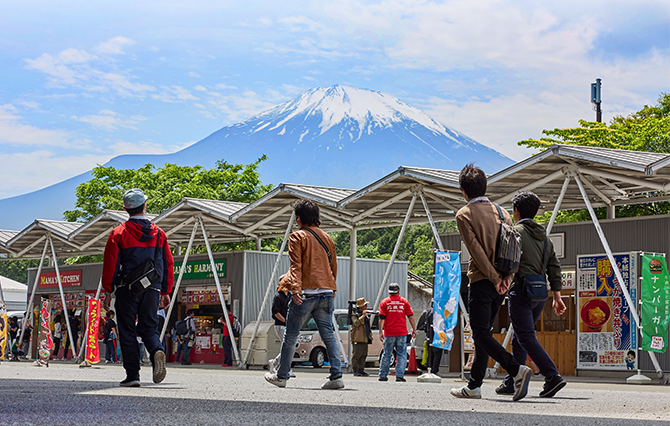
[102, 218, 174, 295]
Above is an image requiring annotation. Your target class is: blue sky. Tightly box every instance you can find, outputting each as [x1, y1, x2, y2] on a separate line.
[1, 0, 668, 199]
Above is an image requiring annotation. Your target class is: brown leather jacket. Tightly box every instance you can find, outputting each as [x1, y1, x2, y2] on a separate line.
[288, 225, 337, 294]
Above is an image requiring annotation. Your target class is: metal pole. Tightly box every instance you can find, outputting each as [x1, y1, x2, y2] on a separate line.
[348, 227, 357, 373]
[420, 191, 444, 251]
[160, 220, 198, 341]
[199, 217, 241, 365]
[18, 239, 49, 345]
[49, 235, 76, 362]
[546, 175, 571, 235]
[241, 211, 296, 368]
[574, 174, 665, 379]
[255, 238, 262, 251]
[370, 194, 417, 323]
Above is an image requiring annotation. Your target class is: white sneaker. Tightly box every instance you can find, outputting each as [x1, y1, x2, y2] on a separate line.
[321, 378, 344, 389]
[289, 370, 296, 378]
[268, 358, 278, 375]
[513, 365, 532, 401]
[264, 372, 286, 388]
[450, 385, 482, 399]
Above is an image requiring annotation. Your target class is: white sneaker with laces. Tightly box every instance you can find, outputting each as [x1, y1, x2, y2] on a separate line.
[268, 358, 278, 375]
[450, 385, 482, 399]
[264, 372, 287, 388]
[289, 370, 296, 378]
[513, 365, 532, 401]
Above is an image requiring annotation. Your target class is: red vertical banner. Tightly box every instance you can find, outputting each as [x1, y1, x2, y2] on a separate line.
[85, 298, 101, 364]
[37, 299, 53, 366]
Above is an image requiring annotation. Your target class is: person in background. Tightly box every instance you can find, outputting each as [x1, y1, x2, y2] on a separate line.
[268, 274, 294, 377]
[104, 311, 118, 364]
[378, 283, 416, 382]
[52, 314, 63, 360]
[180, 309, 196, 365]
[63, 311, 80, 359]
[350, 297, 372, 377]
[219, 306, 236, 367]
[422, 304, 443, 376]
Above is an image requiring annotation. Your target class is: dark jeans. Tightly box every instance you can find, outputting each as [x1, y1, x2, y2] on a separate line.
[222, 335, 233, 365]
[352, 342, 368, 373]
[53, 337, 61, 359]
[115, 286, 162, 379]
[64, 334, 77, 359]
[468, 279, 520, 389]
[106, 339, 118, 362]
[180, 338, 192, 364]
[503, 287, 559, 386]
[428, 345, 443, 374]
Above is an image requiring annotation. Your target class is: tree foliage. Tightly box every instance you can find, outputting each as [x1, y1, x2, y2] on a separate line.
[518, 93, 670, 153]
[64, 156, 273, 222]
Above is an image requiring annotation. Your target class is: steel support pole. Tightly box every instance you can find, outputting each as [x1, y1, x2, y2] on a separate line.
[347, 227, 357, 372]
[18, 239, 49, 346]
[242, 211, 296, 369]
[49, 235, 76, 362]
[574, 174, 665, 380]
[161, 220, 199, 341]
[371, 194, 417, 322]
[547, 176, 571, 235]
[200, 217, 241, 364]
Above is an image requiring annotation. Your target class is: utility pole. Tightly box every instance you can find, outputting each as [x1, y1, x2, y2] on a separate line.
[591, 78, 602, 122]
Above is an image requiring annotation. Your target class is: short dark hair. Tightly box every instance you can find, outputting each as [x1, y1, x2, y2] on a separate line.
[125, 203, 145, 216]
[187, 309, 195, 316]
[106, 310, 114, 318]
[459, 163, 487, 199]
[512, 191, 541, 219]
[294, 199, 320, 226]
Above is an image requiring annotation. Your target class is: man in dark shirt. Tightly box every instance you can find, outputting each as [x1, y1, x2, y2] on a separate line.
[104, 311, 118, 363]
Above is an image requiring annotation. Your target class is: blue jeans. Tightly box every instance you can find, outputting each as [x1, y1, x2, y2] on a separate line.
[277, 293, 341, 381]
[503, 287, 560, 386]
[379, 335, 408, 379]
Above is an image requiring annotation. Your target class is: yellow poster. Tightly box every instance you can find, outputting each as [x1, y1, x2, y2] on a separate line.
[0, 301, 7, 360]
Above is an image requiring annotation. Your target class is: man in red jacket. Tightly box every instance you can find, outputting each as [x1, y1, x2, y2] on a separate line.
[102, 188, 174, 387]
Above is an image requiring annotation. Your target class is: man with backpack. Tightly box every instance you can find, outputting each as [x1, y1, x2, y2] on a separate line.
[176, 310, 196, 365]
[102, 188, 174, 387]
[264, 199, 343, 389]
[219, 305, 238, 367]
[451, 164, 532, 401]
[103, 311, 118, 364]
[494, 191, 567, 398]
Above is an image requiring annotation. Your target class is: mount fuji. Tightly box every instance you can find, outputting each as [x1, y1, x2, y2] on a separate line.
[2, 85, 513, 230]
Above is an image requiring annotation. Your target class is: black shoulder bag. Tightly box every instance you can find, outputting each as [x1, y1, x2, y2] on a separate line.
[523, 238, 549, 301]
[121, 232, 162, 296]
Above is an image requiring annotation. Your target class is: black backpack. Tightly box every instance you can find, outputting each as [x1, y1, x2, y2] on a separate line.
[493, 203, 522, 276]
[175, 319, 188, 337]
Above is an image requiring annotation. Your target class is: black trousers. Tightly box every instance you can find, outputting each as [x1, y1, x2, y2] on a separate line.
[222, 335, 233, 365]
[115, 286, 162, 379]
[352, 342, 368, 373]
[428, 345, 443, 374]
[468, 279, 520, 389]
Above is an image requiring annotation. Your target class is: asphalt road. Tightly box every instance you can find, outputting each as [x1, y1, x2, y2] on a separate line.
[0, 361, 668, 425]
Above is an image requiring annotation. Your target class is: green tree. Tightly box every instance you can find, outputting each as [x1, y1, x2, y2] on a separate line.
[520, 93, 670, 222]
[64, 156, 272, 222]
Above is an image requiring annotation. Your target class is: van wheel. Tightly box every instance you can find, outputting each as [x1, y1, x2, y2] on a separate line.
[310, 347, 326, 368]
[378, 349, 396, 367]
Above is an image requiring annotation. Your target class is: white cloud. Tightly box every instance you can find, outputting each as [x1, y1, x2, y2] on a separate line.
[214, 83, 238, 90]
[15, 100, 40, 110]
[73, 109, 147, 131]
[93, 36, 136, 55]
[187, 71, 202, 78]
[0, 104, 85, 149]
[194, 85, 208, 91]
[152, 85, 199, 103]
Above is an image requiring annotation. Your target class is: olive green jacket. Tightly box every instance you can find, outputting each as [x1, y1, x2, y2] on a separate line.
[511, 219, 562, 292]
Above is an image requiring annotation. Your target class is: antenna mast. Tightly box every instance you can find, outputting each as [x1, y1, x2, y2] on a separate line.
[591, 78, 602, 123]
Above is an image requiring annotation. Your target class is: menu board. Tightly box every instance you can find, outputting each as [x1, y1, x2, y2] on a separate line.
[576, 253, 637, 370]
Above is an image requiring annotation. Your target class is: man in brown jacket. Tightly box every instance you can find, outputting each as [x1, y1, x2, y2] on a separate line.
[450, 164, 532, 401]
[350, 297, 372, 376]
[265, 199, 343, 389]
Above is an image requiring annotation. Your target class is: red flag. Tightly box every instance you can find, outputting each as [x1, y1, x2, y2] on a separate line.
[85, 298, 101, 363]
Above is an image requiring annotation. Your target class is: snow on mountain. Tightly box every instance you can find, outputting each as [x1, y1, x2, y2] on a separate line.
[1, 85, 514, 230]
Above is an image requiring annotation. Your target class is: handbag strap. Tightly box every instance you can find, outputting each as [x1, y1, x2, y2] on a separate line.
[302, 227, 332, 266]
[153, 228, 161, 263]
[493, 203, 505, 224]
[541, 237, 548, 272]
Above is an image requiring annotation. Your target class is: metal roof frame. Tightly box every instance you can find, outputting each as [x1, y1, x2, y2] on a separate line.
[68, 210, 158, 252]
[6, 220, 84, 258]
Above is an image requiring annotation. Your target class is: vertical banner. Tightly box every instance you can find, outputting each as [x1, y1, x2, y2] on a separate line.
[431, 251, 461, 350]
[576, 253, 637, 370]
[641, 254, 670, 353]
[37, 298, 54, 366]
[85, 298, 101, 363]
[0, 302, 7, 360]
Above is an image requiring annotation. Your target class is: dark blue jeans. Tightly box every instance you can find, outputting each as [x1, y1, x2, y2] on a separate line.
[277, 293, 341, 381]
[468, 279, 521, 389]
[503, 287, 560, 386]
[115, 286, 162, 379]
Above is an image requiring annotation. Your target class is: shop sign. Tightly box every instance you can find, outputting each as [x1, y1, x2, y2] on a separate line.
[181, 285, 230, 306]
[576, 253, 637, 370]
[174, 259, 226, 281]
[39, 270, 82, 289]
[561, 270, 575, 290]
[640, 254, 670, 353]
[51, 292, 86, 310]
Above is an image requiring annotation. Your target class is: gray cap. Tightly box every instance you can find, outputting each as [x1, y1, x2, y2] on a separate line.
[123, 188, 148, 209]
[388, 283, 400, 294]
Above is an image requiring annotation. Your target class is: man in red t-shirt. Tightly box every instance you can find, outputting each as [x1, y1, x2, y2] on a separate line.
[378, 283, 416, 382]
